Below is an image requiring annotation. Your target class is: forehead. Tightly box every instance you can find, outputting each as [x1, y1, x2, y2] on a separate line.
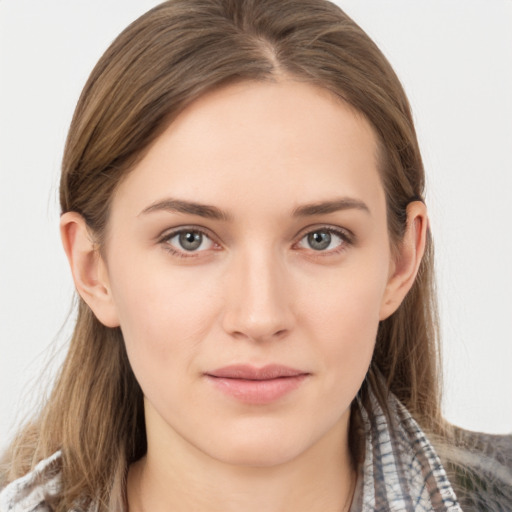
[111, 80, 385, 219]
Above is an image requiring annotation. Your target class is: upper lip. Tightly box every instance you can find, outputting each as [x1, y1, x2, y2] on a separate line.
[206, 364, 308, 380]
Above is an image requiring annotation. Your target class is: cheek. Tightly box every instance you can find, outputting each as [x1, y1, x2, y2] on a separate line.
[300, 257, 389, 386]
[107, 257, 221, 381]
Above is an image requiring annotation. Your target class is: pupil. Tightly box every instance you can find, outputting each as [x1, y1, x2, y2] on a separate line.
[179, 231, 202, 251]
[308, 231, 331, 250]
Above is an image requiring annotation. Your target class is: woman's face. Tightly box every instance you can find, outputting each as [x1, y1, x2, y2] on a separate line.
[101, 80, 396, 466]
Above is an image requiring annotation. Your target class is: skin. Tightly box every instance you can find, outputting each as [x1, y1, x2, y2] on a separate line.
[61, 80, 427, 512]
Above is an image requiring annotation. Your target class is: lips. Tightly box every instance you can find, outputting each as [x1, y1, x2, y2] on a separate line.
[205, 364, 309, 404]
[207, 364, 307, 380]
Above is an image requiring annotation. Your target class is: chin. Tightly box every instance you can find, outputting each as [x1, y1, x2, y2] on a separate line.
[208, 438, 305, 468]
[195, 417, 325, 469]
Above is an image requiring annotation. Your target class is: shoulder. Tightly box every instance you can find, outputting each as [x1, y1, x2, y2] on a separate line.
[0, 451, 62, 512]
[447, 428, 512, 512]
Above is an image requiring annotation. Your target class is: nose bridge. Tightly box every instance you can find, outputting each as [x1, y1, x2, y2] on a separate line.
[222, 242, 293, 341]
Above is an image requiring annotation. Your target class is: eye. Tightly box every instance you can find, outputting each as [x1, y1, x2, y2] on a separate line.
[297, 228, 348, 252]
[163, 229, 216, 254]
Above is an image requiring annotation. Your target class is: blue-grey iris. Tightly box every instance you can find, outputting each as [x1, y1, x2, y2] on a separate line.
[307, 231, 331, 250]
[179, 231, 203, 251]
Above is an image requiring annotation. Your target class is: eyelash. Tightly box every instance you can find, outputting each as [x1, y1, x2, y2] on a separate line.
[158, 225, 354, 258]
[294, 226, 353, 256]
[158, 226, 220, 258]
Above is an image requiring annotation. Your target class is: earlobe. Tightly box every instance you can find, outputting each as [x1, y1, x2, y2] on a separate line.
[379, 201, 428, 321]
[60, 212, 120, 327]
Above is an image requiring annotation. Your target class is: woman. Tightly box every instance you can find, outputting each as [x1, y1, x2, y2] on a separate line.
[1, 0, 511, 510]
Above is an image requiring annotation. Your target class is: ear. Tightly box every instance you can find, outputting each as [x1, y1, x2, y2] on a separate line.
[60, 212, 120, 327]
[379, 201, 428, 321]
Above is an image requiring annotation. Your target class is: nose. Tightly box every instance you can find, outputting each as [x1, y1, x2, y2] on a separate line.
[221, 247, 294, 342]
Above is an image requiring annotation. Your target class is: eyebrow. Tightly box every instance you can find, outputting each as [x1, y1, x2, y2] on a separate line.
[292, 198, 371, 217]
[139, 196, 370, 221]
[139, 198, 231, 221]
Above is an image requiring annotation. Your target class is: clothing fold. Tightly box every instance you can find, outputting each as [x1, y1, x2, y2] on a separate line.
[351, 391, 462, 511]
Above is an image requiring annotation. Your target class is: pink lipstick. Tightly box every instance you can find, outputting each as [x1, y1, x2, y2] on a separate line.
[205, 364, 309, 404]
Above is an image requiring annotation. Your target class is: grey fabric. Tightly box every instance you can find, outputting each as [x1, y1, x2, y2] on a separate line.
[446, 429, 512, 512]
[350, 392, 462, 511]
[0, 451, 61, 511]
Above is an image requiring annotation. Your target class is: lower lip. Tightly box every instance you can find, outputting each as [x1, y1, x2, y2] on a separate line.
[205, 375, 308, 404]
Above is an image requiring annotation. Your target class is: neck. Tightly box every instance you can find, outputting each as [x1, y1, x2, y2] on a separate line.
[127, 412, 356, 512]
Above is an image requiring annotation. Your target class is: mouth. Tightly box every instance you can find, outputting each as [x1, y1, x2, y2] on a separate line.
[204, 364, 310, 404]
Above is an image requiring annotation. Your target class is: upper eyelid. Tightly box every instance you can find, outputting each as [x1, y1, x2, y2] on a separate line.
[158, 225, 217, 243]
[294, 224, 354, 242]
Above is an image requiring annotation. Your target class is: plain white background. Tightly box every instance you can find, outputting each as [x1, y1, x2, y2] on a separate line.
[1, 0, 511, 452]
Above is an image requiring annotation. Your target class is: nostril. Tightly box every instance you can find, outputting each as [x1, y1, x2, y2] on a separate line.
[227, 327, 290, 342]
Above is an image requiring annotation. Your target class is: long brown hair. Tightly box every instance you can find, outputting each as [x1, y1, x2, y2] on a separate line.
[2, 0, 443, 509]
